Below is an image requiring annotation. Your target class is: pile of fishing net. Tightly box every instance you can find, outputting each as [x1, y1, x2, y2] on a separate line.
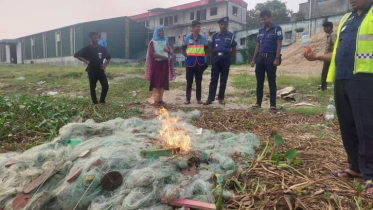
[0, 110, 259, 210]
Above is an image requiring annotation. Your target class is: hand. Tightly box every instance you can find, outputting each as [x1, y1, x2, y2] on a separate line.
[85, 60, 90, 65]
[304, 52, 318, 61]
[250, 60, 255, 67]
[101, 64, 107, 70]
[273, 58, 280, 66]
[163, 47, 170, 53]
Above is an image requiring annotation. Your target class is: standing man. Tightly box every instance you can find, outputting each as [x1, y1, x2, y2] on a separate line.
[321, 21, 337, 91]
[74, 31, 111, 105]
[98, 31, 107, 48]
[182, 20, 208, 105]
[204, 17, 237, 105]
[250, 10, 283, 110]
[304, 0, 373, 194]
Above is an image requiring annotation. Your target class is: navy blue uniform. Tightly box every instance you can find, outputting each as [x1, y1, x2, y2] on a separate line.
[207, 31, 237, 101]
[334, 3, 373, 181]
[255, 24, 283, 107]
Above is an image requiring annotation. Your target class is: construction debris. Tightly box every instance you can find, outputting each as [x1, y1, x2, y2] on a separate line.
[161, 197, 216, 210]
[277, 87, 296, 98]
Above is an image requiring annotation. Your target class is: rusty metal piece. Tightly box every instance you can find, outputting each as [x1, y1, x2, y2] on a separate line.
[67, 167, 83, 182]
[132, 129, 140, 133]
[161, 197, 216, 210]
[78, 150, 90, 158]
[101, 171, 123, 191]
[23, 161, 65, 194]
[12, 194, 33, 210]
[5, 161, 18, 168]
[88, 159, 104, 172]
[181, 164, 197, 177]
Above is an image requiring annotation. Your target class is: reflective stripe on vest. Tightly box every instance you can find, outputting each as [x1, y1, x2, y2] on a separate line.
[327, 6, 373, 82]
[186, 45, 205, 57]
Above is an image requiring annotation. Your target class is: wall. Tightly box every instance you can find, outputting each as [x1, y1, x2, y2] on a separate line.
[299, 0, 350, 19]
[0, 44, 5, 62]
[128, 18, 149, 58]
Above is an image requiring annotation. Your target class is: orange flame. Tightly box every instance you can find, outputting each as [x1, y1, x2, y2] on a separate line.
[156, 108, 191, 153]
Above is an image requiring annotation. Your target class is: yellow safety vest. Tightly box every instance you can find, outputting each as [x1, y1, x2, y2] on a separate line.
[327, 5, 373, 82]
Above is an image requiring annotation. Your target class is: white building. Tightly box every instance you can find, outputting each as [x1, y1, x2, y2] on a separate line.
[130, 0, 248, 65]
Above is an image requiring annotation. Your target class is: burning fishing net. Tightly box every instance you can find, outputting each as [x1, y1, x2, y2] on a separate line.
[0, 109, 259, 210]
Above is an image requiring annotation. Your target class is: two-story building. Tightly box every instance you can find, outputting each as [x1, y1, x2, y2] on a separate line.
[130, 0, 247, 66]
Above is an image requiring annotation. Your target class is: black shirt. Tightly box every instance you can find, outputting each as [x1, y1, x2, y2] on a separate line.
[74, 44, 111, 68]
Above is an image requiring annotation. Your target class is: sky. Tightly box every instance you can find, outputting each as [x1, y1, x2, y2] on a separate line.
[0, 0, 305, 39]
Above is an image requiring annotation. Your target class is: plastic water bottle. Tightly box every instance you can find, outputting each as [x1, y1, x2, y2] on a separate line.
[302, 31, 312, 54]
[325, 102, 335, 121]
[66, 139, 82, 148]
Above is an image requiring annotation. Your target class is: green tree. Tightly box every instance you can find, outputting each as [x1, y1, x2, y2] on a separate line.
[246, 0, 292, 29]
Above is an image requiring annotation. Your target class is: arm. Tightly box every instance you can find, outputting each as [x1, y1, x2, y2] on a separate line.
[231, 35, 237, 59]
[74, 47, 89, 65]
[181, 39, 187, 57]
[182, 50, 187, 57]
[273, 40, 282, 66]
[101, 49, 111, 70]
[250, 43, 260, 67]
[231, 46, 236, 59]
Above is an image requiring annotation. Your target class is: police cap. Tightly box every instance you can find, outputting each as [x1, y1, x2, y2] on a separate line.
[217, 17, 229, 24]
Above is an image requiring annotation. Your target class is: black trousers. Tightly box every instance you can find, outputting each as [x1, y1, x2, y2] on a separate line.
[186, 65, 203, 101]
[335, 79, 373, 180]
[87, 67, 109, 104]
[321, 61, 330, 91]
[255, 56, 277, 107]
[208, 55, 231, 101]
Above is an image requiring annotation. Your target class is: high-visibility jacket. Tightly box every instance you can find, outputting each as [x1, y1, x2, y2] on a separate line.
[327, 5, 373, 82]
[185, 34, 207, 67]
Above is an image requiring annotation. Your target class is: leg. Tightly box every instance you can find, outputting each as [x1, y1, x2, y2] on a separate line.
[346, 80, 373, 182]
[255, 57, 265, 106]
[334, 80, 360, 175]
[159, 88, 164, 102]
[264, 57, 277, 107]
[195, 65, 203, 101]
[88, 71, 99, 104]
[321, 61, 330, 91]
[218, 56, 231, 101]
[208, 57, 220, 101]
[98, 71, 109, 103]
[152, 88, 160, 103]
[186, 67, 195, 102]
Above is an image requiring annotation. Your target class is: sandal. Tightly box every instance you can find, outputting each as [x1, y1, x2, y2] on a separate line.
[363, 182, 373, 195]
[270, 106, 277, 110]
[146, 101, 157, 106]
[252, 104, 261, 109]
[331, 169, 362, 178]
[158, 101, 167, 106]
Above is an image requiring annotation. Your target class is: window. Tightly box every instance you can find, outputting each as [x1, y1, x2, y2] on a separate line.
[174, 15, 178, 23]
[140, 21, 149, 27]
[164, 16, 174, 26]
[190, 12, 194, 20]
[197, 9, 207, 20]
[232, 6, 238, 16]
[210, 7, 217, 16]
[285, 31, 292, 40]
[240, 38, 246, 46]
[296, 32, 302, 39]
[160, 18, 163, 25]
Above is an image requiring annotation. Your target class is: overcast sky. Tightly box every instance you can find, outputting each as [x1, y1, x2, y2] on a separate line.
[0, 0, 306, 39]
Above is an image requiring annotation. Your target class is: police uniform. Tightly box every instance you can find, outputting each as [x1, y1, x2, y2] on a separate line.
[206, 17, 237, 104]
[182, 33, 208, 102]
[255, 24, 283, 107]
[328, 3, 373, 181]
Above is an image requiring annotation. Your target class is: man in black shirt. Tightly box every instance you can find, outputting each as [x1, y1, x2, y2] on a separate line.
[74, 31, 111, 104]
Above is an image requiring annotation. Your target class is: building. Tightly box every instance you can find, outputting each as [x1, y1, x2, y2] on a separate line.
[235, 0, 351, 64]
[0, 39, 22, 64]
[1, 16, 148, 66]
[130, 0, 248, 65]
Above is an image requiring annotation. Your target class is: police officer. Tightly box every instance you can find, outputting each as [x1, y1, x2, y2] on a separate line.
[204, 17, 237, 105]
[304, 0, 373, 194]
[250, 10, 283, 110]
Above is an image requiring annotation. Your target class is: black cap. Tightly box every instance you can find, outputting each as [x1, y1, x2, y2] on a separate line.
[322, 21, 333, 29]
[217, 17, 229, 24]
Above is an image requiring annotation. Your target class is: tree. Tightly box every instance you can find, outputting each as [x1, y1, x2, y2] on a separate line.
[246, 0, 292, 29]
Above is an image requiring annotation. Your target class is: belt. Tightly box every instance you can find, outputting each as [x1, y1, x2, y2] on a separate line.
[259, 53, 276, 57]
[214, 52, 231, 56]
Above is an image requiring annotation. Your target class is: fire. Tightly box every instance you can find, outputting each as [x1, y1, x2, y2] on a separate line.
[156, 108, 191, 153]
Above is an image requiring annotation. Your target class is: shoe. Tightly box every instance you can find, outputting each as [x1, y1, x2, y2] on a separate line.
[197, 100, 203, 104]
[252, 104, 261, 109]
[218, 100, 225, 105]
[203, 100, 212, 105]
[184, 101, 191, 105]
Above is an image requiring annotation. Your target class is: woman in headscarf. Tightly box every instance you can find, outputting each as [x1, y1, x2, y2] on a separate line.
[145, 26, 176, 106]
